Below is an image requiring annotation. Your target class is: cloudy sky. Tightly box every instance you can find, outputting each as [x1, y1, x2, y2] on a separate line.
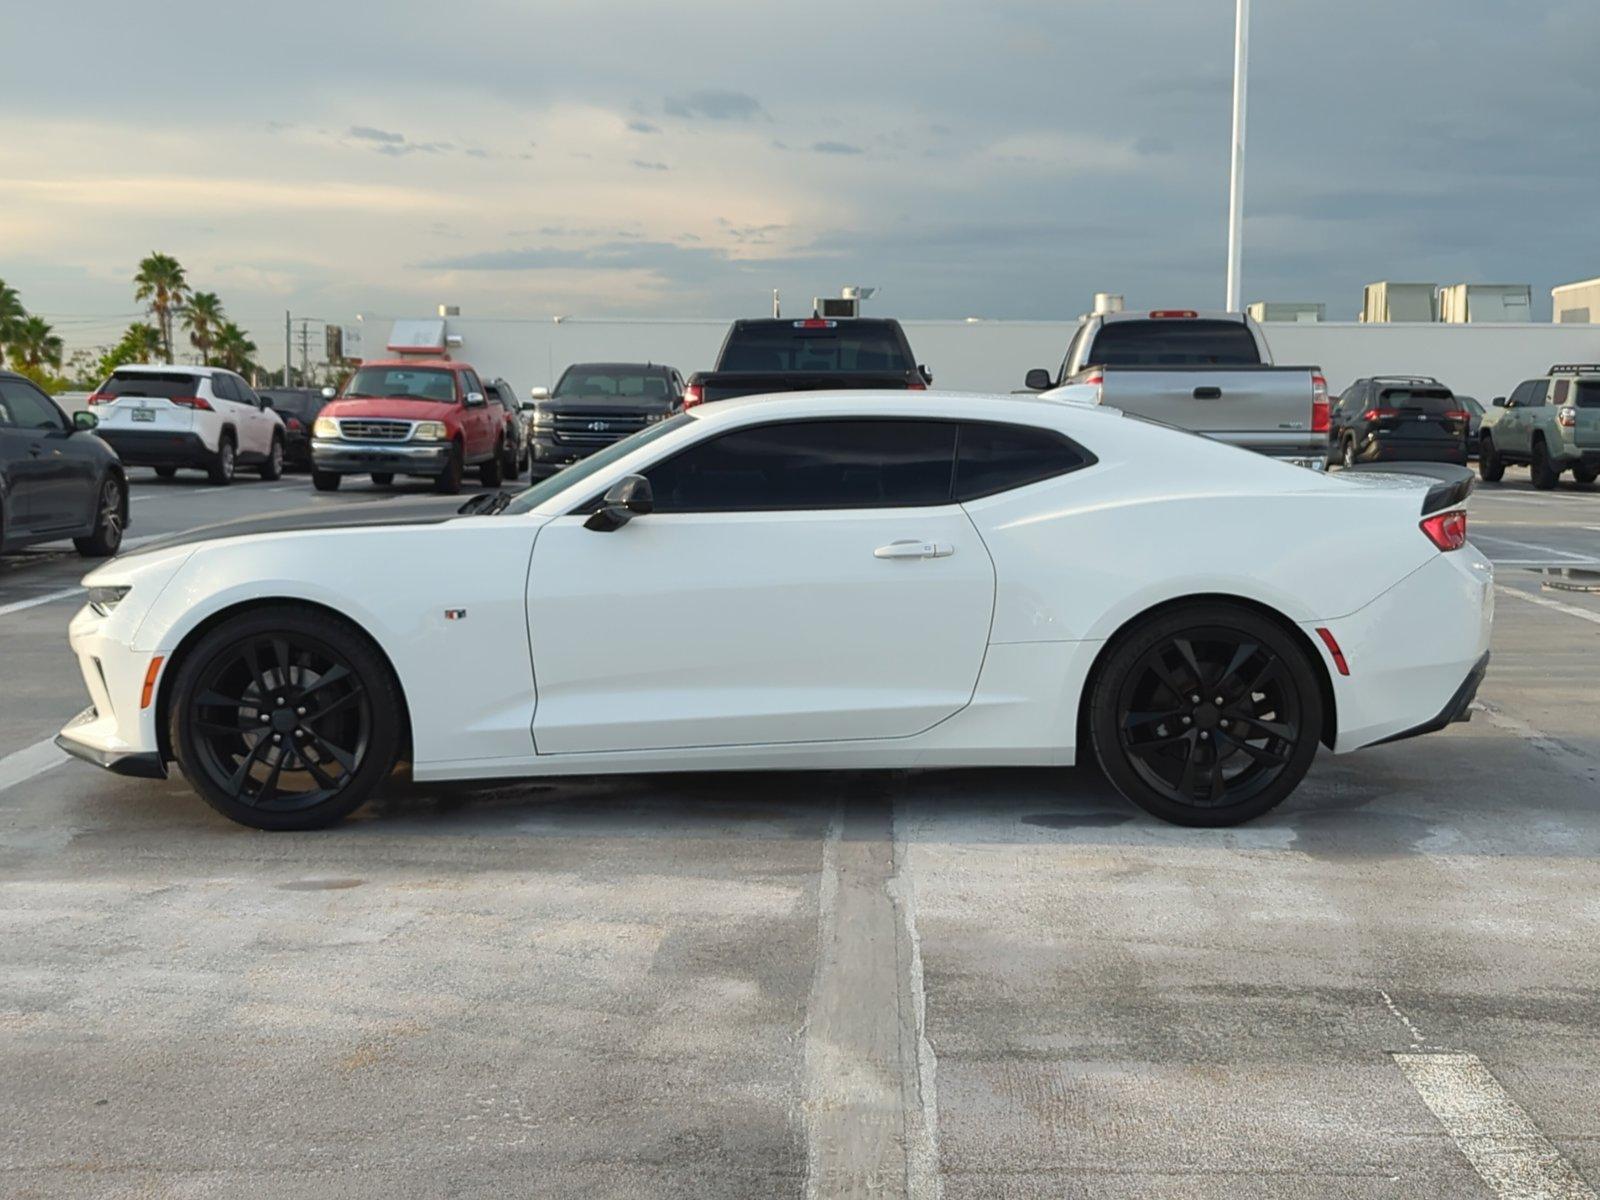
[2, 0, 1596, 360]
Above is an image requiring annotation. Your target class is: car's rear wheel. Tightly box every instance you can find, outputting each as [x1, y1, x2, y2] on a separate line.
[207, 435, 236, 485]
[169, 606, 403, 831]
[258, 435, 284, 481]
[501, 440, 520, 480]
[1341, 437, 1357, 468]
[74, 475, 126, 558]
[1530, 438, 1560, 490]
[312, 470, 341, 492]
[370, 472, 394, 486]
[1574, 464, 1599, 485]
[434, 444, 464, 494]
[154, 466, 178, 480]
[1089, 603, 1323, 827]
[1479, 435, 1505, 482]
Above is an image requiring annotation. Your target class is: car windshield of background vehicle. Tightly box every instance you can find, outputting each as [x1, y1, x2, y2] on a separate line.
[1573, 382, 1600, 408]
[719, 322, 913, 373]
[262, 393, 318, 418]
[1090, 319, 1260, 367]
[1378, 388, 1457, 413]
[554, 370, 672, 398]
[501, 412, 696, 515]
[343, 367, 457, 402]
[101, 371, 204, 399]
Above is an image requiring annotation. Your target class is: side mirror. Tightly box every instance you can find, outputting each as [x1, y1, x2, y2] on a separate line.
[259, 395, 274, 409]
[465, 391, 486, 407]
[584, 474, 653, 532]
[529, 385, 551, 401]
[1491, 396, 1507, 408]
[1024, 368, 1053, 391]
[321, 386, 336, 398]
[918, 364, 933, 386]
[73, 410, 99, 432]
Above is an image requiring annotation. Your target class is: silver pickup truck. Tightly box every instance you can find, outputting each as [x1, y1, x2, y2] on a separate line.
[1025, 310, 1329, 469]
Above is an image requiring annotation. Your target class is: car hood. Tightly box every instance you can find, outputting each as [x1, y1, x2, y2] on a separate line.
[321, 397, 459, 421]
[540, 394, 676, 415]
[117, 496, 473, 558]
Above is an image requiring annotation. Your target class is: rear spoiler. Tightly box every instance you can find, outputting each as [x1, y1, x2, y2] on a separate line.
[1340, 462, 1476, 514]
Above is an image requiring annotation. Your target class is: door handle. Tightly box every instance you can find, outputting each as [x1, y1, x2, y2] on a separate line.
[874, 540, 953, 560]
[1193, 386, 1223, 400]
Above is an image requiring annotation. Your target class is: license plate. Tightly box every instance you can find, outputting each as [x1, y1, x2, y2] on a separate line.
[131, 407, 156, 422]
[1287, 457, 1326, 471]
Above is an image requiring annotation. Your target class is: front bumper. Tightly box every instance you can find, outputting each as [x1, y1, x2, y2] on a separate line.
[99, 429, 214, 468]
[528, 433, 594, 469]
[56, 707, 165, 778]
[311, 438, 452, 475]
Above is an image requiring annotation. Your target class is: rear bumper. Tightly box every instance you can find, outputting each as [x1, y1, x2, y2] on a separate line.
[1368, 652, 1489, 746]
[99, 429, 213, 468]
[311, 439, 452, 475]
[1355, 438, 1469, 465]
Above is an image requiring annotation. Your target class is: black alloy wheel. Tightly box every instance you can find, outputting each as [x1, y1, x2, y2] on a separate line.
[75, 475, 126, 557]
[170, 607, 402, 830]
[1090, 604, 1323, 826]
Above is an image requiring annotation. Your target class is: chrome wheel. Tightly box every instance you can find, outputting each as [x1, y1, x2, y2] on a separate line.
[98, 480, 124, 550]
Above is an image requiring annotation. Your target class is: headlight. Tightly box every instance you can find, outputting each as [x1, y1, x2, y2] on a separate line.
[413, 421, 448, 441]
[87, 585, 130, 617]
[312, 417, 340, 439]
[528, 405, 553, 428]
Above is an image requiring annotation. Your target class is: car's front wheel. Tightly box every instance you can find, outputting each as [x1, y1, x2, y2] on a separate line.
[169, 606, 404, 830]
[1479, 435, 1505, 482]
[74, 475, 126, 557]
[434, 444, 464, 494]
[312, 470, 341, 492]
[1089, 603, 1324, 827]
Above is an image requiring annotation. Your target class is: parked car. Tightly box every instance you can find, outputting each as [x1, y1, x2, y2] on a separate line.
[258, 387, 334, 471]
[0, 370, 128, 557]
[309, 359, 506, 494]
[683, 318, 928, 408]
[1326, 377, 1471, 468]
[482, 378, 524, 480]
[524, 362, 684, 477]
[1479, 364, 1600, 489]
[1026, 310, 1329, 469]
[1456, 395, 1485, 459]
[59, 389, 1489, 833]
[89, 365, 285, 484]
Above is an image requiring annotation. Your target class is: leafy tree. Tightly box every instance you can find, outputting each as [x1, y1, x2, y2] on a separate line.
[6, 315, 64, 372]
[212, 321, 258, 376]
[184, 291, 226, 364]
[133, 252, 189, 363]
[95, 323, 165, 379]
[0, 278, 26, 360]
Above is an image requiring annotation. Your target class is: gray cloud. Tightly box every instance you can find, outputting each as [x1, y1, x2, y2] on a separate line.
[663, 89, 765, 121]
[631, 160, 669, 171]
[348, 125, 405, 145]
[627, 119, 661, 134]
[811, 141, 864, 156]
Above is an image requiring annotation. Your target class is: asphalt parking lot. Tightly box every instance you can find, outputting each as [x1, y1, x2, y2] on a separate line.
[3, 466, 1599, 1198]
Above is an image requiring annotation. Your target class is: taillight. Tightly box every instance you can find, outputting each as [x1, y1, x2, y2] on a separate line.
[1420, 509, 1468, 552]
[1557, 405, 1577, 428]
[1361, 407, 1399, 421]
[907, 380, 927, 390]
[88, 392, 115, 405]
[285, 417, 304, 432]
[682, 383, 704, 409]
[1442, 410, 1470, 423]
[1148, 310, 1197, 319]
[1079, 370, 1104, 386]
[1311, 373, 1329, 433]
[171, 396, 213, 410]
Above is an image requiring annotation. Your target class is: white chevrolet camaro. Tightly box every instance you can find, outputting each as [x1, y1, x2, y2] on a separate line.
[57, 391, 1493, 831]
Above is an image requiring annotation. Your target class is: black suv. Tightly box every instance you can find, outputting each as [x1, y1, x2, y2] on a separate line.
[1327, 376, 1471, 467]
[0, 371, 128, 557]
[483, 378, 525, 480]
[526, 363, 684, 477]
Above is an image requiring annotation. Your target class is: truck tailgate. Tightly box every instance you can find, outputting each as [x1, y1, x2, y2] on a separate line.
[1099, 367, 1315, 434]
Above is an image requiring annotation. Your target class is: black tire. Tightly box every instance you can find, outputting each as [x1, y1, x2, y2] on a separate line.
[502, 441, 521, 481]
[154, 466, 178, 480]
[1341, 436, 1357, 469]
[258, 435, 284, 481]
[1575, 464, 1599, 485]
[1478, 435, 1505, 482]
[1088, 602, 1324, 827]
[1530, 438, 1560, 490]
[370, 472, 394, 486]
[479, 443, 504, 487]
[73, 474, 126, 558]
[168, 606, 404, 831]
[433, 443, 464, 494]
[312, 470, 342, 492]
[207, 435, 237, 485]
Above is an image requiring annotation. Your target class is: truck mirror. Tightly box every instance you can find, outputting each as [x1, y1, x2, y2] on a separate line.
[1024, 368, 1053, 391]
[1491, 396, 1507, 408]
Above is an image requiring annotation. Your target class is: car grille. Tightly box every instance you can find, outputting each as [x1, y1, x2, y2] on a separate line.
[552, 412, 651, 446]
[338, 419, 412, 442]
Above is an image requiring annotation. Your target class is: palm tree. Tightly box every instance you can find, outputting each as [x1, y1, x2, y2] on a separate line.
[0, 278, 26, 360]
[7, 316, 64, 372]
[133, 252, 189, 363]
[94, 323, 165, 379]
[184, 291, 226, 364]
[212, 321, 258, 375]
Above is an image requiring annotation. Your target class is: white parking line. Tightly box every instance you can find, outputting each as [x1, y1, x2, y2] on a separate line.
[1474, 534, 1595, 562]
[0, 735, 68, 795]
[1395, 1053, 1597, 1199]
[0, 588, 83, 618]
[1495, 585, 1600, 627]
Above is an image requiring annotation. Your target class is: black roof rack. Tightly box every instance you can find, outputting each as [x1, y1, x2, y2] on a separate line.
[1369, 374, 1445, 386]
[1547, 364, 1600, 375]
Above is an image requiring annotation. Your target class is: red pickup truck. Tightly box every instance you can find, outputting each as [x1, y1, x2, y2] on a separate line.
[310, 359, 506, 493]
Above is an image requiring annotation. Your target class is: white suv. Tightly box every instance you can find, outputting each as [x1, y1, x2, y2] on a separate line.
[89, 365, 286, 483]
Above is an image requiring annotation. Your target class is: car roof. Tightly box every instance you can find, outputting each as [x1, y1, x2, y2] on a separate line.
[112, 363, 223, 376]
[1095, 310, 1247, 324]
[685, 389, 1124, 431]
[561, 361, 673, 373]
[357, 358, 460, 370]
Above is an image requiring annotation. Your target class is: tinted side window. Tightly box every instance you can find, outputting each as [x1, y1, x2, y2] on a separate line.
[1553, 380, 1570, 405]
[1531, 379, 1551, 406]
[1508, 382, 1534, 407]
[0, 379, 65, 430]
[954, 422, 1092, 500]
[647, 420, 957, 512]
[210, 374, 238, 402]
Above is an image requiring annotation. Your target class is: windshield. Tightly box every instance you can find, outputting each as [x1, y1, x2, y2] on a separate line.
[719, 321, 913, 373]
[261, 391, 322, 418]
[344, 366, 457, 402]
[554, 368, 673, 398]
[502, 413, 695, 514]
[102, 371, 204, 399]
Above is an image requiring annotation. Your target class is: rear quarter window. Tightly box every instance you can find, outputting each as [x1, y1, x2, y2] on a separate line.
[954, 423, 1094, 500]
[1571, 382, 1600, 409]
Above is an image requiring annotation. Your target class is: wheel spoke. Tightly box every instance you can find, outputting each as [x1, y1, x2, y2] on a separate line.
[195, 718, 250, 737]
[225, 737, 270, 797]
[1125, 729, 1191, 758]
[257, 746, 285, 803]
[197, 690, 245, 710]
[1227, 713, 1293, 740]
[243, 642, 273, 700]
[1207, 748, 1227, 803]
[1215, 641, 1259, 695]
[271, 638, 292, 686]
[1176, 736, 1201, 797]
[1146, 652, 1189, 702]
[304, 729, 357, 774]
[1217, 732, 1289, 765]
[1173, 639, 1207, 690]
[297, 745, 341, 791]
[305, 686, 364, 724]
[298, 664, 351, 701]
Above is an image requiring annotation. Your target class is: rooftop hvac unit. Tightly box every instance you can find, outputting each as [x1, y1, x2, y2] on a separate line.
[1362, 282, 1437, 323]
[1440, 284, 1531, 324]
[1552, 277, 1600, 324]
[1247, 301, 1325, 323]
[1093, 293, 1125, 315]
[815, 296, 859, 318]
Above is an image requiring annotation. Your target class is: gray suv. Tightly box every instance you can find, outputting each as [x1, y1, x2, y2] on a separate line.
[1479, 364, 1600, 489]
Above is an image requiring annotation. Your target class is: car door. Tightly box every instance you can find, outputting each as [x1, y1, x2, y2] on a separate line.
[458, 369, 492, 458]
[233, 377, 275, 456]
[1500, 382, 1534, 455]
[0, 379, 92, 532]
[526, 418, 997, 754]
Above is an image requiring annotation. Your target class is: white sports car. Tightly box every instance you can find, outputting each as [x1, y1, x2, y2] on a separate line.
[57, 391, 1493, 831]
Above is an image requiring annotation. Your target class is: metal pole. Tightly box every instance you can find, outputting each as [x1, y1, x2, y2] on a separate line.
[1225, 0, 1250, 312]
[284, 311, 292, 386]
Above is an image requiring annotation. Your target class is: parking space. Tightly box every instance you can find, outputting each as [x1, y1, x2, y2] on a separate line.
[2, 466, 1599, 1197]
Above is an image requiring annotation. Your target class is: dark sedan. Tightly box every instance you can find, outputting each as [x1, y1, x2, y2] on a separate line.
[259, 387, 333, 470]
[0, 371, 128, 557]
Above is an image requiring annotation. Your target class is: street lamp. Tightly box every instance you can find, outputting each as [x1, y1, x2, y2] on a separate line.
[1225, 0, 1250, 311]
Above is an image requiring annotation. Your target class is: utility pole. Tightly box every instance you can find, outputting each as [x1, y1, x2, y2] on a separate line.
[284, 311, 292, 386]
[1225, 0, 1250, 312]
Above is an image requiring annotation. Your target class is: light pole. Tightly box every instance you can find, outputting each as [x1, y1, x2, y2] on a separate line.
[1225, 0, 1250, 311]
